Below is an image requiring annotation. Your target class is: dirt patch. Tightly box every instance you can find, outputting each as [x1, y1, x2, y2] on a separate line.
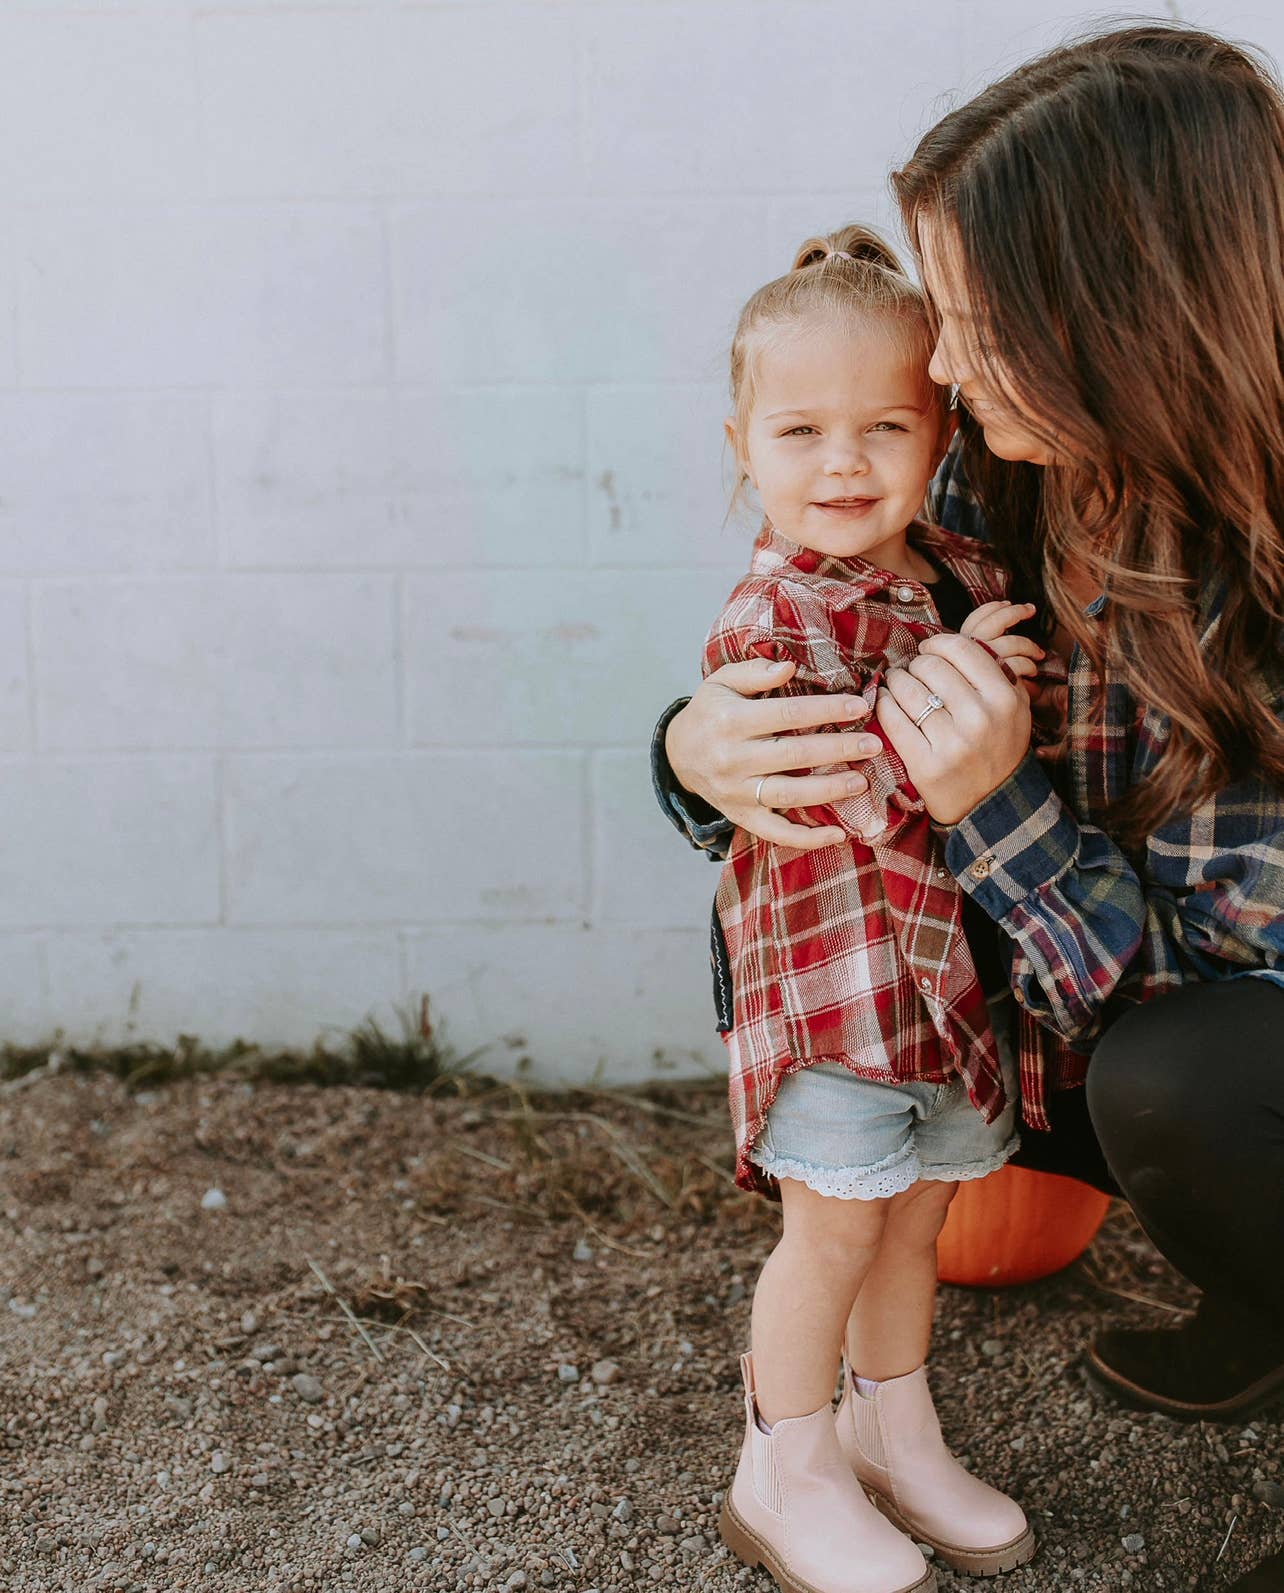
[0, 1071, 1279, 1592]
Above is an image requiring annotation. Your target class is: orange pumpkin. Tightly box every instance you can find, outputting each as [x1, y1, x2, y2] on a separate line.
[936, 1163, 1112, 1288]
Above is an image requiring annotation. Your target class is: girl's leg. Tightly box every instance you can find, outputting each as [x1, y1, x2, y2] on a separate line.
[751, 1176, 890, 1424]
[834, 1177, 1035, 1578]
[842, 1179, 956, 1378]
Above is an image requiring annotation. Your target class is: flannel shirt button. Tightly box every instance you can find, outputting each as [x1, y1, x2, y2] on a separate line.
[895, 584, 916, 604]
[920, 976, 932, 991]
[969, 855, 994, 881]
[935, 867, 947, 879]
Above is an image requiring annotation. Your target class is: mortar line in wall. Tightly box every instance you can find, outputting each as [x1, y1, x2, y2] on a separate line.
[214, 754, 228, 927]
[22, 581, 38, 755]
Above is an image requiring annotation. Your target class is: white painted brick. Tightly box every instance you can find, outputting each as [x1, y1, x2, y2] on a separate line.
[0, 395, 213, 573]
[216, 388, 585, 569]
[591, 749, 722, 930]
[200, 10, 579, 197]
[0, 758, 218, 928]
[586, 383, 749, 568]
[34, 575, 397, 751]
[19, 208, 212, 389]
[404, 569, 733, 747]
[0, 585, 30, 754]
[45, 929, 401, 1049]
[0, 16, 198, 200]
[0, 936, 48, 1043]
[20, 207, 387, 388]
[392, 201, 772, 386]
[224, 752, 586, 924]
[585, 4, 966, 194]
[402, 925, 725, 1086]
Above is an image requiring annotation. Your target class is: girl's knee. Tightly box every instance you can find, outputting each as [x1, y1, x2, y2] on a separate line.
[778, 1179, 890, 1266]
[885, 1178, 957, 1244]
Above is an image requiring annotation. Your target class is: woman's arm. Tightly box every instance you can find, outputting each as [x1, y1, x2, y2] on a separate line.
[877, 633, 1284, 1042]
[657, 663, 886, 853]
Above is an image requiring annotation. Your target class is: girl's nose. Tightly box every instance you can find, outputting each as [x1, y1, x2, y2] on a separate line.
[824, 440, 870, 476]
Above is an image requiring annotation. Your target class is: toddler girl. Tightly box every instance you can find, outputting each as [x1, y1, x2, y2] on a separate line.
[704, 227, 1041, 1593]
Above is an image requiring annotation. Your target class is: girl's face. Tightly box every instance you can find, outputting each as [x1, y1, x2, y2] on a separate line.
[918, 215, 1056, 466]
[730, 315, 949, 569]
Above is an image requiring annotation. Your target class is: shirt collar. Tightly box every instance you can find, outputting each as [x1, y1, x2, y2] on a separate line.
[748, 521, 944, 598]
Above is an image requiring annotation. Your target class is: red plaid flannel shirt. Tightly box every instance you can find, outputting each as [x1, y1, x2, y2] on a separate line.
[703, 522, 1009, 1195]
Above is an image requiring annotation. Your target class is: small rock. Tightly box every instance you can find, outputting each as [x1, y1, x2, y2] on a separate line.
[251, 1473, 269, 1489]
[572, 1240, 593, 1262]
[506, 1576, 528, 1590]
[980, 1339, 1003, 1357]
[164, 1396, 192, 1421]
[241, 1311, 259, 1335]
[291, 1373, 324, 1404]
[1254, 1481, 1284, 1508]
[557, 1364, 579, 1383]
[656, 1514, 681, 1535]
[200, 1188, 227, 1211]
[612, 1498, 632, 1522]
[359, 1528, 379, 1546]
[679, 1535, 707, 1554]
[591, 1360, 620, 1386]
[7, 1299, 36, 1320]
[210, 1452, 229, 1475]
[250, 1342, 283, 1363]
[1122, 1533, 1146, 1553]
[487, 1497, 507, 1517]
[398, 1501, 415, 1516]
[408, 1547, 428, 1562]
[437, 1527, 451, 1541]
[346, 1534, 363, 1550]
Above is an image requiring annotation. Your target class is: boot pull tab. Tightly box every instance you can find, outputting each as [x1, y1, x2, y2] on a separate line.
[739, 1351, 757, 1422]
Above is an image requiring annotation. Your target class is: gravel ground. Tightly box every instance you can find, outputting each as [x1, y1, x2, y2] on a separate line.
[0, 1068, 1279, 1593]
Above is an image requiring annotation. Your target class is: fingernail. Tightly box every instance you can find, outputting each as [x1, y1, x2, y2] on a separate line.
[845, 775, 868, 794]
[856, 737, 882, 755]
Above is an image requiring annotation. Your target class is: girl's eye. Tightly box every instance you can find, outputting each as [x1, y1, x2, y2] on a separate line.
[870, 422, 905, 433]
[782, 426, 818, 436]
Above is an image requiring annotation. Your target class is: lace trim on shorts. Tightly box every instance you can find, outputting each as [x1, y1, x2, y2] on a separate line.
[747, 1132, 1021, 1201]
[747, 1143, 921, 1201]
[917, 1132, 1021, 1185]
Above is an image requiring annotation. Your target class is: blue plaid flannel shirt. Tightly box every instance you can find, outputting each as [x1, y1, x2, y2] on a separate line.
[655, 440, 1284, 1125]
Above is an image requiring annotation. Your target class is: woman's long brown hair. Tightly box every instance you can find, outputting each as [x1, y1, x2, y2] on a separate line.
[893, 22, 1284, 841]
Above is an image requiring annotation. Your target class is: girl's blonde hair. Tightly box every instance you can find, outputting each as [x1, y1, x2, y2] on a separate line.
[728, 224, 941, 504]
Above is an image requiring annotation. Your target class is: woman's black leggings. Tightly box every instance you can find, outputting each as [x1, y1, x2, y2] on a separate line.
[1011, 979, 1284, 1332]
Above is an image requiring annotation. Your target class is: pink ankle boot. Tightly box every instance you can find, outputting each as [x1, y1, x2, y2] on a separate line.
[835, 1364, 1036, 1577]
[719, 1353, 935, 1593]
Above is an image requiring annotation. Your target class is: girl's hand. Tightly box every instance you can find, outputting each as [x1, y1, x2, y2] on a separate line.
[876, 633, 1033, 825]
[665, 659, 887, 850]
[960, 600, 1045, 682]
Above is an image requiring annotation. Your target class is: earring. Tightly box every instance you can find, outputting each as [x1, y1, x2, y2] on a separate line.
[948, 384, 961, 412]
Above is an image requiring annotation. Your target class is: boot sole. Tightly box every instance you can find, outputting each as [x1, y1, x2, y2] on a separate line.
[1080, 1346, 1284, 1424]
[864, 1487, 1037, 1578]
[718, 1494, 937, 1593]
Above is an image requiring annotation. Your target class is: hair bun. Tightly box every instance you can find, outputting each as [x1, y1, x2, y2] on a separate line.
[790, 224, 904, 275]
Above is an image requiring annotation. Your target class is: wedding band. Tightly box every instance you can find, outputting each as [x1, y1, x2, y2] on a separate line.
[912, 693, 946, 729]
[754, 776, 769, 808]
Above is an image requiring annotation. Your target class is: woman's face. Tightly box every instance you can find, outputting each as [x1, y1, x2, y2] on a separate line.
[918, 215, 1056, 466]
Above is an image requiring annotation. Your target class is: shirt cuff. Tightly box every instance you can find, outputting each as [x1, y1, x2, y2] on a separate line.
[650, 698, 734, 859]
[943, 752, 1080, 919]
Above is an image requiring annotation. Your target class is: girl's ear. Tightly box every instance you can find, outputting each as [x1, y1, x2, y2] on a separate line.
[725, 417, 754, 487]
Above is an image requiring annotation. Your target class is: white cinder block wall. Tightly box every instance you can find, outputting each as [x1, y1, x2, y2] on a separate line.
[0, 0, 1276, 1083]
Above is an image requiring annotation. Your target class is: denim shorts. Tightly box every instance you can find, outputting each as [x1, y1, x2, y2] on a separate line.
[748, 1001, 1020, 1201]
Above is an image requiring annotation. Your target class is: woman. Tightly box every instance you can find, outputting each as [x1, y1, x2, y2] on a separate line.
[655, 23, 1284, 1589]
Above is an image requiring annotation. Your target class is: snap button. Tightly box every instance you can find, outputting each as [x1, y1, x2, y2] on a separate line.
[920, 976, 932, 991]
[895, 584, 916, 604]
[935, 867, 947, 879]
[969, 855, 993, 881]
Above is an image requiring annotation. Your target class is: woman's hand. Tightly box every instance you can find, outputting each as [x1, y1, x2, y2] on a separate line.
[877, 633, 1033, 825]
[665, 659, 887, 850]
